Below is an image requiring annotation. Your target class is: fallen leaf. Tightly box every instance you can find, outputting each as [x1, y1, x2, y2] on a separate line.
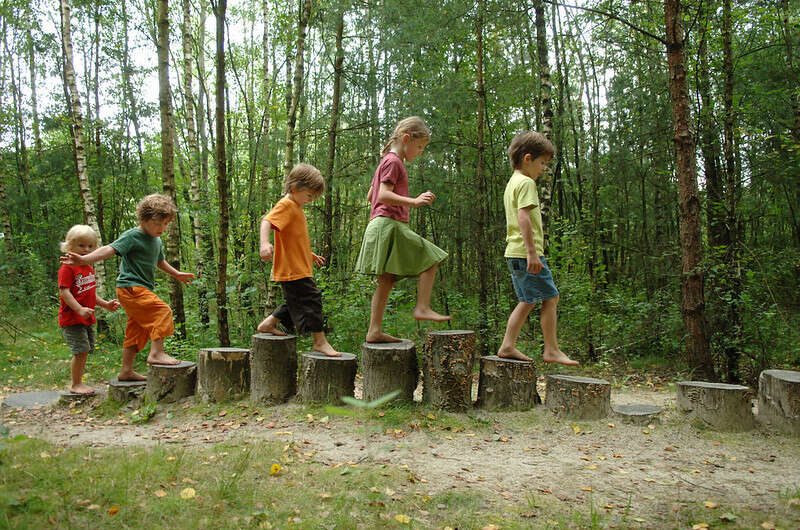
[482, 525, 500, 530]
[40, 452, 51, 459]
[155, 490, 167, 498]
[581, 486, 593, 492]
[788, 497, 800, 508]
[759, 522, 776, 529]
[691, 523, 709, 529]
[607, 423, 615, 428]
[87, 504, 100, 510]
[385, 488, 395, 496]
[275, 431, 293, 435]
[270, 464, 282, 476]
[319, 493, 332, 499]
[395, 514, 410, 524]
[703, 501, 718, 509]
[108, 506, 119, 516]
[642, 429, 650, 434]
[572, 424, 581, 435]
[180, 488, 196, 499]
[719, 512, 737, 522]
[586, 464, 598, 470]
[427, 414, 435, 420]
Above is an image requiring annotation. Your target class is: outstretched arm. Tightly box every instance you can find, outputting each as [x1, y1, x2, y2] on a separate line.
[60, 245, 116, 266]
[157, 260, 195, 285]
[96, 296, 121, 312]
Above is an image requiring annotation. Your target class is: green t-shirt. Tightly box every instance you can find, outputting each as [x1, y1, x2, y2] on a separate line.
[503, 170, 544, 258]
[110, 227, 165, 291]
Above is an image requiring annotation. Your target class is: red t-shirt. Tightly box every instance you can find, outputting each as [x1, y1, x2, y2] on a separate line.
[58, 264, 97, 326]
[369, 152, 410, 222]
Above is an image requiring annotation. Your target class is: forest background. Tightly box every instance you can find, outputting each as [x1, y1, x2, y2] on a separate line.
[0, 0, 798, 385]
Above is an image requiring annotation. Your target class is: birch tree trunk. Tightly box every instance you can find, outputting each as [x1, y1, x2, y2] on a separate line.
[25, 4, 41, 155]
[157, 0, 187, 338]
[283, 0, 312, 178]
[214, 0, 230, 346]
[664, 0, 714, 380]
[121, 0, 148, 192]
[60, 0, 107, 294]
[323, 8, 344, 263]
[533, 0, 554, 237]
[475, 0, 490, 355]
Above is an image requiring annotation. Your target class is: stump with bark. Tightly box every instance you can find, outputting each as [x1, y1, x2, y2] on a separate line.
[545, 375, 611, 420]
[250, 333, 297, 405]
[298, 352, 357, 403]
[196, 347, 250, 403]
[422, 330, 476, 411]
[145, 361, 197, 403]
[613, 404, 663, 425]
[361, 340, 418, 403]
[677, 381, 755, 431]
[757, 369, 800, 435]
[476, 355, 540, 410]
[107, 378, 146, 403]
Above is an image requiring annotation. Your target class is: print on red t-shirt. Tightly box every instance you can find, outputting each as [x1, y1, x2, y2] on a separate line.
[58, 264, 97, 326]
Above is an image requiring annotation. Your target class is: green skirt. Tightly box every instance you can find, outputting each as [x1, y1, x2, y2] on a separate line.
[355, 217, 447, 278]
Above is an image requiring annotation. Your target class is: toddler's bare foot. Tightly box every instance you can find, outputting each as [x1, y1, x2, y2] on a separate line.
[365, 331, 402, 343]
[257, 319, 286, 335]
[118, 370, 147, 382]
[69, 383, 95, 395]
[497, 347, 532, 361]
[313, 343, 342, 357]
[412, 308, 451, 322]
[147, 353, 181, 366]
[543, 350, 579, 366]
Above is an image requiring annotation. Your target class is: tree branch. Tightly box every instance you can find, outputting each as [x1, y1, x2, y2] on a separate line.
[544, 0, 668, 46]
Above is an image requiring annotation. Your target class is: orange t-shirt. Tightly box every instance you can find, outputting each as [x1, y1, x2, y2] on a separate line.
[265, 196, 313, 281]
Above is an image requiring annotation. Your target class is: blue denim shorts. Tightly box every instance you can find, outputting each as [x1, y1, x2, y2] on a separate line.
[507, 256, 559, 304]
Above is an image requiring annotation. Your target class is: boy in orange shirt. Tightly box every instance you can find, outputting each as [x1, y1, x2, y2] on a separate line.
[257, 163, 340, 357]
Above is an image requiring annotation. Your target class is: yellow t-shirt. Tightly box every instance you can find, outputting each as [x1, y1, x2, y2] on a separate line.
[265, 197, 314, 281]
[503, 170, 544, 258]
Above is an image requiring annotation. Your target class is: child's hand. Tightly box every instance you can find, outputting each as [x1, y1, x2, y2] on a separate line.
[260, 243, 274, 261]
[526, 254, 543, 274]
[59, 252, 85, 266]
[77, 306, 95, 320]
[174, 271, 195, 285]
[312, 253, 326, 267]
[413, 190, 436, 208]
[107, 299, 121, 312]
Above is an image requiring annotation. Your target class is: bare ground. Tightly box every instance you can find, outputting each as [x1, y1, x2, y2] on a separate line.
[2, 378, 800, 528]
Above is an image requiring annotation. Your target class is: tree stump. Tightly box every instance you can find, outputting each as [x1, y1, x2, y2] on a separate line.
[476, 356, 540, 410]
[545, 375, 611, 420]
[196, 347, 250, 403]
[677, 381, 755, 431]
[298, 352, 357, 403]
[145, 361, 197, 403]
[757, 369, 800, 435]
[361, 340, 418, 403]
[250, 333, 297, 405]
[108, 378, 146, 403]
[422, 330, 476, 411]
[613, 404, 663, 425]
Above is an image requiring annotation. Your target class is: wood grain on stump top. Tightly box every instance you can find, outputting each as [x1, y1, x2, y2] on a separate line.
[150, 360, 196, 370]
[361, 339, 414, 350]
[252, 332, 297, 341]
[678, 381, 750, 391]
[198, 347, 249, 359]
[481, 354, 532, 364]
[427, 330, 474, 336]
[760, 369, 800, 383]
[304, 352, 356, 362]
[109, 378, 147, 387]
[549, 374, 609, 385]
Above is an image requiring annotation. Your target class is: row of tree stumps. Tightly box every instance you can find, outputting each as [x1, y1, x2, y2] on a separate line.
[105, 330, 800, 436]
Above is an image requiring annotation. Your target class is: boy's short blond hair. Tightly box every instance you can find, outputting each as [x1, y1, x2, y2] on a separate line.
[136, 194, 177, 222]
[60, 224, 99, 253]
[507, 131, 555, 169]
[284, 163, 325, 197]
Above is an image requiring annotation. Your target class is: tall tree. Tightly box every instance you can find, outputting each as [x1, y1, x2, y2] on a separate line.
[213, 0, 230, 346]
[664, 0, 714, 379]
[283, 0, 312, 178]
[323, 6, 344, 263]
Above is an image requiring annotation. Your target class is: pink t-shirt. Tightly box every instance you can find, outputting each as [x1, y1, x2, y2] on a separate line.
[369, 152, 409, 223]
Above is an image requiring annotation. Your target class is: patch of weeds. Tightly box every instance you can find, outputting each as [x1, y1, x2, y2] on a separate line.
[131, 397, 157, 423]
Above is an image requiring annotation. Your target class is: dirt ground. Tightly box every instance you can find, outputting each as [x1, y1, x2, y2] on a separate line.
[3, 377, 800, 527]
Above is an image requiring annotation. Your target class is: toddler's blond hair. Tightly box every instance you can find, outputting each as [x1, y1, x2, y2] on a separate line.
[60, 224, 100, 253]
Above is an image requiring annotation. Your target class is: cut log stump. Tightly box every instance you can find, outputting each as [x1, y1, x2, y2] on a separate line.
[422, 330, 476, 411]
[545, 375, 611, 420]
[108, 378, 146, 403]
[677, 381, 755, 431]
[613, 404, 663, 425]
[250, 333, 298, 405]
[298, 352, 357, 404]
[145, 361, 197, 403]
[361, 340, 418, 403]
[476, 356, 540, 410]
[196, 347, 250, 403]
[758, 369, 800, 435]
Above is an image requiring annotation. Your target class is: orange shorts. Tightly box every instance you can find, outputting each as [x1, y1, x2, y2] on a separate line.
[116, 286, 174, 352]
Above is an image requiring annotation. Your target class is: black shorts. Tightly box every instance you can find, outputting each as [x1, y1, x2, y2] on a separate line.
[272, 277, 324, 334]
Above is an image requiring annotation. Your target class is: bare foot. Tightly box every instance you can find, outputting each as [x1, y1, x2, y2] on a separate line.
[497, 347, 532, 361]
[257, 316, 286, 335]
[365, 331, 403, 343]
[118, 370, 147, 382]
[543, 350, 580, 366]
[313, 343, 342, 357]
[146, 353, 182, 366]
[412, 308, 451, 322]
[68, 383, 96, 395]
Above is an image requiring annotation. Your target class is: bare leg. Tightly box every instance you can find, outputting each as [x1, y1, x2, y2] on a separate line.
[69, 352, 95, 394]
[312, 331, 341, 357]
[118, 345, 147, 381]
[540, 296, 579, 366]
[413, 263, 451, 322]
[366, 273, 402, 343]
[147, 337, 181, 365]
[257, 314, 286, 335]
[497, 302, 536, 361]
